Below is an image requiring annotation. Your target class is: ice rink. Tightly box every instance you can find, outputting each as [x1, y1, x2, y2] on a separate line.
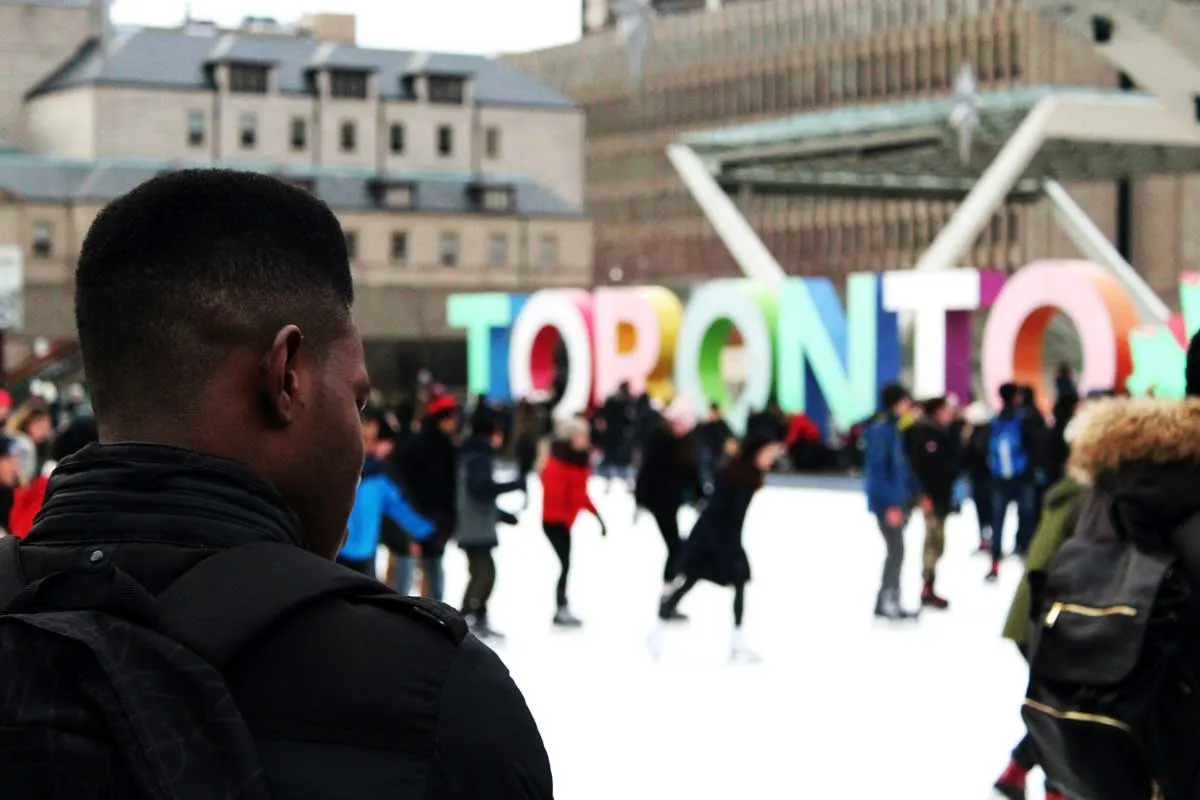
[430, 477, 1042, 800]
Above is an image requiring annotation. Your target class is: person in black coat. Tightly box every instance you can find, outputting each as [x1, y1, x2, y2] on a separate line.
[652, 435, 784, 663]
[905, 397, 958, 610]
[394, 394, 460, 602]
[9, 170, 552, 799]
[635, 402, 705, 612]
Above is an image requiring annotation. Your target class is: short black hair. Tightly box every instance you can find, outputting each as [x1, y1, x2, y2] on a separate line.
[921, 397, 948, 418]
[880, 382, 909, 410]
[76, 169, 354, 424]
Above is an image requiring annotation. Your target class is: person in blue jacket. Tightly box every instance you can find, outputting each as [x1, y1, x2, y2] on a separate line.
[863, 382, 918, 621]
[338, 411, 434, 577]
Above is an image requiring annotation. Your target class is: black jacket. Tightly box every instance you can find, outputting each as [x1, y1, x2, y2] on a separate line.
[16, 444, 552, 800]
[456, 438, 523, 549]
[905, 420, 957, 516]
[678, 458, 762, 586]
[396, 425, 459, 555]
[634, 424, 703, 513]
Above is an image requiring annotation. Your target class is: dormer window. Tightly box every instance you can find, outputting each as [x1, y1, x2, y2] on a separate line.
[229, 63, 269, 94]
[472, 185, 514, 213]
[428, 75, 466, 105]
[372, 181, 416, 210]
[331, 69, 369, 99]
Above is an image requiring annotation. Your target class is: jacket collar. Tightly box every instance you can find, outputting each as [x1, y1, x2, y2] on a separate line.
[25, 443, 305, 550]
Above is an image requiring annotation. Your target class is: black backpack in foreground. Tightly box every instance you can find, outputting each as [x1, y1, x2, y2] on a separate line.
[1023, 531, 1200, 800]
[0, 537, 467, 799]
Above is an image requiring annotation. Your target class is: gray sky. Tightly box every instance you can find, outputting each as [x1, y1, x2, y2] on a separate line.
[109, 0, 582, 55]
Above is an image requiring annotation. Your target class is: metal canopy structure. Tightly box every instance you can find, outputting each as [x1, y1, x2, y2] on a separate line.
[679, 86, 1200, 198]
[669, 86, 1200, 324]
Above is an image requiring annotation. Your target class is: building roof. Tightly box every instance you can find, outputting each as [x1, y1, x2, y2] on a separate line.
[27, 26, 578, 109]
[0, 154, 585, 217]
[679, 86, 1200, 197]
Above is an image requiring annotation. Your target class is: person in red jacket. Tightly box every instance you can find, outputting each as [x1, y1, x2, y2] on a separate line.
[540, 414, 606, 627]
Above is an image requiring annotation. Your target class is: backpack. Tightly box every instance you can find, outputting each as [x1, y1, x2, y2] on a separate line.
[988, 413, 1028, 479]
[0, 537, 468, 799]
[1022, 530, 1200, 800]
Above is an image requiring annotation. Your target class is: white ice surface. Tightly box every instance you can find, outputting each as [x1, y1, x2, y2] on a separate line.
[420, 478, 1042, 800]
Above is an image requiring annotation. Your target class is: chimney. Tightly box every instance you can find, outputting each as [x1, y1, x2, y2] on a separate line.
[300, 13, 357, 45]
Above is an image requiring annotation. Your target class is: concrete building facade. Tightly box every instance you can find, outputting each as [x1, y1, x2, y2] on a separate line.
[512, 0, 1191, 302]
[0, 7, 592, 388]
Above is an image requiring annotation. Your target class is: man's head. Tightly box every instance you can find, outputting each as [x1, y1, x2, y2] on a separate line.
[880, 382, 911, 415]
[75, 169, 369, 559]
[471, 411, 504, 450]
[921, 397, 953, 427]
[708, 402, 722, 421]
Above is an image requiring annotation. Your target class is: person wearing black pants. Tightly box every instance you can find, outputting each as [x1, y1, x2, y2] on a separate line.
[635, 401, 704, 612]
[543, 522, 572, 611]
[455, 410, 524, 639]
[649, 436, 782, 662]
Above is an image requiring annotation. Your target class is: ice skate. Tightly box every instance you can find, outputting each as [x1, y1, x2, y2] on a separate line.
[730, 629, 762, 664]
[660, 607, 689, 622]
[920, 582, 949, 610]
[553, 606, 583, 628]
[874, 590, 918, 621]
[985, 561, 1000, 582]
[992, 759, 1027, 800]
[469, 616, 505, 641]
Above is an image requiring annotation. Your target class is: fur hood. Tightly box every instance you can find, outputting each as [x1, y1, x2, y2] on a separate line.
[1068, 397, 1200, 485]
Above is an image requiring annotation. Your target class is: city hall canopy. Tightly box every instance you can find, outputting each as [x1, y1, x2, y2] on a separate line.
[678, 86, 1200, 198]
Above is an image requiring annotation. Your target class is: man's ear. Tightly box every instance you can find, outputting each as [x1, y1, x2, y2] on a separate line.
[260, 325, 305, 426]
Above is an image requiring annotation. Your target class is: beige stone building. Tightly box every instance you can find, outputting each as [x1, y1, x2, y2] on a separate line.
[511, 0, 1189, 304]
[0, 6, 591, 388]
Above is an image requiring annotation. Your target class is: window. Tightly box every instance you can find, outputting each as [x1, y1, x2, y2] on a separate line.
[239, 113, 257, 149]
[340, 120, 357, 153]
[290, 116, 307, 151]
[31, 222, 52, 259]
[187, 110, 205, 147]
[485, 126, 501, 159]
[487, 233, 509, 267]
[229, 64, 269, 94]
[389, 122, 405, 154]
[438, 232, 459, 267]
[330, 70, 369, 99]
[344, 230, 358, 261]
[480, 187, 514, 212]
[428, 75, 466, 104]
[390, 231, 409, 265]
[538, 234, 559, 267]
[437, 125, 454, 157]
[382, 184, 414, 209]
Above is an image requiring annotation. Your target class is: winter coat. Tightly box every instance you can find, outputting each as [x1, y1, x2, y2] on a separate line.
[15, 443, 554, 800]
[905, 420, 958, 517]
[540, 441, 596, 528]
[1002, 476, 1087, 645]
[863, 413, 913, 515]
[1061, 398, 1200, 600]
[635, 424, 703, 513]
[962, 422, 993, 485]
[395, 424, 458, 555]
[455, 438, 524, 549]
[678, 458, 762, 586]
[341, 457, 434, 562]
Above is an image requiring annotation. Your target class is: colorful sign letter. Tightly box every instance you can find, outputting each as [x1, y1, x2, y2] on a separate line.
[508, 289, 594, 418]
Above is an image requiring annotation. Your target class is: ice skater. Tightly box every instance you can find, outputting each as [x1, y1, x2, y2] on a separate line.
[635, 397, 706, 616]
[863, 382, 919, 620]
[540, 415, 607, 627]
[651, 435, 784, 663]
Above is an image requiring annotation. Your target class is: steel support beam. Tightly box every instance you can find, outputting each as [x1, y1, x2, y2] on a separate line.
[666, 143, 786, 285]
[1042, 178, 1170, 324]
[913, 97, 1059, 272]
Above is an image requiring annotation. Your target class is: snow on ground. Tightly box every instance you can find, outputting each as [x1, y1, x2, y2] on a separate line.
[425, 477, 1040, 800]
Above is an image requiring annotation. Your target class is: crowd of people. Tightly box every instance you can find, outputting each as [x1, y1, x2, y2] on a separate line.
[863, 364, 1082, 620]
[336, 377, 780, 662]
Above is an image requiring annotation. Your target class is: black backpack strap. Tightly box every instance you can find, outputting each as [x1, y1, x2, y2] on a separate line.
[0, 536, 26, 609]
[156, 542, 466, 671]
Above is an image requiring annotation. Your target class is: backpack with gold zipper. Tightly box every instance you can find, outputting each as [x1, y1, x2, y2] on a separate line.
[1023, 528, 1200, 800]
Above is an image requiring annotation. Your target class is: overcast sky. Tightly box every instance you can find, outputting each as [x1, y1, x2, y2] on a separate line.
[109, 0, 582, 55]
